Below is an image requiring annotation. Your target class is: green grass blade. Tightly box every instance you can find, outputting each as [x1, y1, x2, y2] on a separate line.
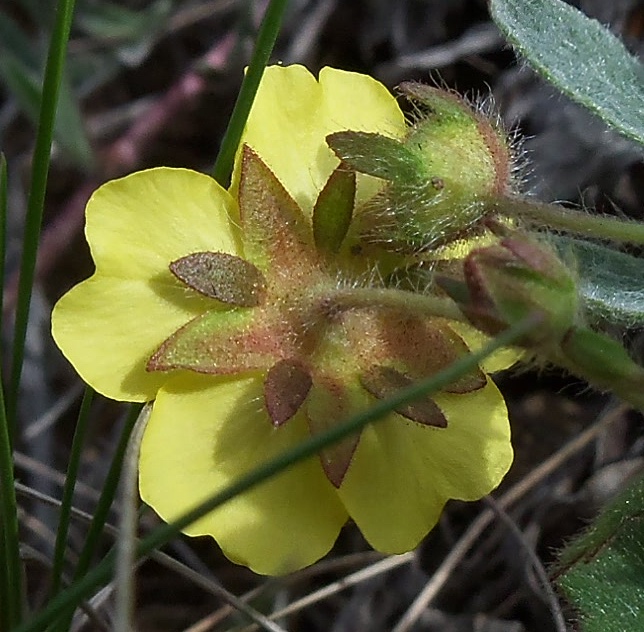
[8, 0, 77, 434]
[211, 0, 290, 186]
[0, 368, 21, 627]
[15, 319, 532, 632]
[490, 0, 644, 145]
[48, 403, 141, 632]
[49, 386, 94, 598]
[0, 152, 21, 629]
[0, 154, 7, 632]
[0, 154, 7, 342]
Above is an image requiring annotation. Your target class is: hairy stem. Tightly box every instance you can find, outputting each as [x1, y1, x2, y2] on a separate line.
[327, 286, 466, 322]
[499, 197, 644, 245]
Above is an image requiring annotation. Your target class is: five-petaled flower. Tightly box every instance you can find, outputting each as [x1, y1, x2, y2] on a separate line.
[52, 65, 513, 575]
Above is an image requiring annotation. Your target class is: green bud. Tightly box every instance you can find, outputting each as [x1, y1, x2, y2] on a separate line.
[440, 235, 579, 347]
[327, 85, 514, 253]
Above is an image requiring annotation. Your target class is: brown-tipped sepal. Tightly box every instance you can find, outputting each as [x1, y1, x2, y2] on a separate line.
[170, 252, 267, 307]
[147, 306, 292, 374]
[360, 365, 448, 427]
[237, 145, 321, 279]
[264, 359, 312, 426]
[305, 377, 367, 488]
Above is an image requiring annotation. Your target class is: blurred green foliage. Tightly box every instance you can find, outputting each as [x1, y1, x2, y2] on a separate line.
[0, 0, 175, 169]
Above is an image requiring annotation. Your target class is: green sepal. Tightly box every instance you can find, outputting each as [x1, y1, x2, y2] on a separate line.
[170, 251, 266, 307]
[237, 145, 320, 277]
[326, 131, 422, 183]
[147, 306, 284, 374]
[312, 165, 356, 257]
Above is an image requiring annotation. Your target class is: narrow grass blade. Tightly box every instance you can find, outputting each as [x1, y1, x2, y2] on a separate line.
[48, 403, 141, 632]
[0, 361, 23, 627]
[0, 152, 21, 628]
[49, 385, 94, 598]
[211, 0, 290, 186]
[8, 0, 77, 435]
[0, 154, 8, 632]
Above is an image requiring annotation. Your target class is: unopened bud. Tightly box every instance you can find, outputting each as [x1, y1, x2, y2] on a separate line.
[327, 85, 514, 252]
[440, 235, 579, 347]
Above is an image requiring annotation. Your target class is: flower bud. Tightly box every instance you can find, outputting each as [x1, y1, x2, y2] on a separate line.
[439, 235, 579, 347]
[327, 85, 514, 252]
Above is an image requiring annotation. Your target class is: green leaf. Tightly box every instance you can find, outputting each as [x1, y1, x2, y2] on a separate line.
[555, 473, 644, 632]
[490, 0, 644, 146]
[553, 236, 644, 327]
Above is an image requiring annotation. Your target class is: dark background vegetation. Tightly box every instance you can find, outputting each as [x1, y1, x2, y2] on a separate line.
[1, 0, 644, 630]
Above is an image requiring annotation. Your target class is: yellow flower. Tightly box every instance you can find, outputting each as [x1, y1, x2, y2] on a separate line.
[51, 66, 513, 575]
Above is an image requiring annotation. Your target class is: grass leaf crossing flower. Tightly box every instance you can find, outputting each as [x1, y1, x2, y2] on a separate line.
[51, 65, 513, 575]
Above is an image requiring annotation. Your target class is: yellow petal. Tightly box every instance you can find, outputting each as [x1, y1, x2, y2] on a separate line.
[233, 65, 406, 215]
[52, 277, 214, 401]
[448, 321, 523, 374]
[85, 168, 241, 278]
[52, 168, 241, 402]
[139, 373, 348, 575]
[337, 379, 512, 553]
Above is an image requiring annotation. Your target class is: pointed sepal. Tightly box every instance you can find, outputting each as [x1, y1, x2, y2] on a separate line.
[360, 365, 448, 427]
[326, 131, 421, 183]
[312, 165, 355, 256]
[170, 252, 267, 307]
[147, 306, 288, 374]
[237, 145, 320, 278]
[306, 377, 366, 488]
[264, 359, 312, 426]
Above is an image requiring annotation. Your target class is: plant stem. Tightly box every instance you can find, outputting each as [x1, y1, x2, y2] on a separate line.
[500, 197, 644, 245]
[211, 0, 290, 186]
[329, 286, 466, 322]
[14, 319, 534, 632]
[8, 0, 77, 435]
